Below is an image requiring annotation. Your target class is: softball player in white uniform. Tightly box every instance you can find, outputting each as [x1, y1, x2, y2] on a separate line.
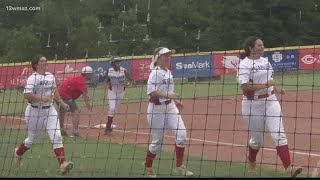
[143, 47, 193, 177]
[104, 56, 133, 135]
[237, 37, 302, 177]
[14, 55, 73, 174]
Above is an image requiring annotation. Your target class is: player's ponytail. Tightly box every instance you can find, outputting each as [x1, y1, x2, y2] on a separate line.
[150, 47, 165, 69]
[243, 36, 260, 56]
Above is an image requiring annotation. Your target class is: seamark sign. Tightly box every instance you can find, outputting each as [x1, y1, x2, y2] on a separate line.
[172, 55, 214, 78]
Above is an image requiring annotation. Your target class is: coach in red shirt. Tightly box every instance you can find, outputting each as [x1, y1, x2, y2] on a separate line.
[58, 66, 93, 137]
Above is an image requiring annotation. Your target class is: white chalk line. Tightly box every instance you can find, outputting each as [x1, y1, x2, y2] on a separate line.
[80, 124, 320, 158]
[2, 115, 320, 158]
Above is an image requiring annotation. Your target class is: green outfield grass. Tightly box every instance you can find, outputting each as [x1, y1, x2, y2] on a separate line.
[0, 127, 306, 177]
[1, 70, 320, 116]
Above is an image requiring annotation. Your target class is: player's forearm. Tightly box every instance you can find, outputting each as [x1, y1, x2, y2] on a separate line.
[149, 91, 177, 100]
[242, 80, 274, 91]
[25, 93, 45, 102]
[125, 70, 132, 81]
[25, 93, 54, 103]
[243, 83, 268, 91]
[53, 92, 64, 104]
[82, 94, 91, 108]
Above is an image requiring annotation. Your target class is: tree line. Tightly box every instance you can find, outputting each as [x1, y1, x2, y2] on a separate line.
[0, 0, 319, 63]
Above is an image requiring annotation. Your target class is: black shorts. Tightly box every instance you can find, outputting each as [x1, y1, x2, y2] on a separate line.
[59, 99, 78, 113]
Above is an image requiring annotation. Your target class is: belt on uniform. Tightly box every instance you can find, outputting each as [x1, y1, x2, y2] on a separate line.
[150, 99, 172, 105]
[161, 100, 172, 105]
[31, 105, 51, 109]
[246, 90, 274, 100]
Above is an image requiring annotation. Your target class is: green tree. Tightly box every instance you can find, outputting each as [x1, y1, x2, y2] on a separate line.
[0, 28, 9, 57]
[5, 26, 41, 62]
[70, 16, 108, 58]
[34, 0, 73, 59]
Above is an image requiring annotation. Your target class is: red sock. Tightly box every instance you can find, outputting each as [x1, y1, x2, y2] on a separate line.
[175, 146, 185, 167]
[277, 144, 291, 169]
[16, 143, 29, 156]
[248, 146, 259, 162]
[106, 116, 113, 129]
[145, 150, 156, 168]
[54, 147, 66, 166]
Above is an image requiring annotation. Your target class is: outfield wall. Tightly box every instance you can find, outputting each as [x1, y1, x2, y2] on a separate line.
[0, 45, 320, 89]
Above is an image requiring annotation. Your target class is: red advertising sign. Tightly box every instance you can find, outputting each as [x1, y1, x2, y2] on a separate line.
[48, 62, 85, 85]
[131, 58, 152, 81]
[298, 48, 320, 70]
[0, 65, 32, 89]
[0, 62, 87, 90]
[214, 53, 240, 76]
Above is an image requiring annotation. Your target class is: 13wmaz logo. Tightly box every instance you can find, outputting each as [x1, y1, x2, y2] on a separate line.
[301, 55, 318, 64]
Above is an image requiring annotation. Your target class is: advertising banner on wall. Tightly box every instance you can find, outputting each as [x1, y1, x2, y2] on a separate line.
[48, 62, 86, 85]
[0, 65, 32, 89]
[214, 53, 240, 76]
[131, 58, 152, 81]
[171, 55, 214, 78]
[264, 50, 298, 72]
[298, 48, 320, 70]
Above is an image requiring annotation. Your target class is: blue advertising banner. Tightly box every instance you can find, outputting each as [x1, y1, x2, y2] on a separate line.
[87, 60, 131, 84]
[264, 50, 298, 72]
[171, 55, 214, 78]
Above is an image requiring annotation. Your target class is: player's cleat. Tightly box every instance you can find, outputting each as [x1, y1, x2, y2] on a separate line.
[145, 167, 156, 178]
[247, 161, 258, 175]
[14, 148, 22, 167]
[285, 166, 302, 177]
[142, 162, 156, 178]
[104, 128, 113, 135]
[173, 165, 193, 176]
[60, 161, 74, 175]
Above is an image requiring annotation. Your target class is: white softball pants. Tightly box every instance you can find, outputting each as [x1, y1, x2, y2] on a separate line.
[242, 94, 288, 148]
[108, 90, 124, 116]
[23, 105, 63, 149]
[147, 102, 187, 154]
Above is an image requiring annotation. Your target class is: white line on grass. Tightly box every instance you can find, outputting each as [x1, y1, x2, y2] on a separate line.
[65, 123, 320, 158]
[2, 116, 320, 158]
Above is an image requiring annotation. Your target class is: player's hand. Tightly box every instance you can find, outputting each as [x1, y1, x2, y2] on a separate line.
[175, 101, 183, 112]
[274, 86, 285, 95]
[61, 102, 70, 110]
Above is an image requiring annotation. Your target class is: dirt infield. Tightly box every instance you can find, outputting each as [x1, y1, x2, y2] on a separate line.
[1, 89, 320, 176]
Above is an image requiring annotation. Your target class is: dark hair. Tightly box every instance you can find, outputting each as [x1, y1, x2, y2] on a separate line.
[31, 54, 44, 71]
[243, 36, 261, 55]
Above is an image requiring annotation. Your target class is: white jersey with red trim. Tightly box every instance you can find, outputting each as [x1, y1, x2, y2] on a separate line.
[237, 56, 274, 96]
[24, 72, 56, 106]
[108, 67, 126, 92]
[147, 66, 174, 103]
